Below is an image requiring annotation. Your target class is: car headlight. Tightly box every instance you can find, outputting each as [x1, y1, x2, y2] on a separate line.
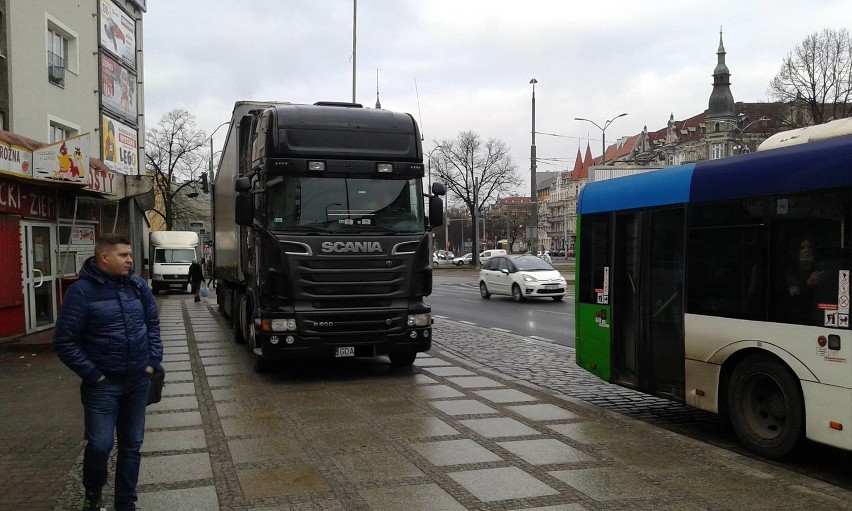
[522, 274, 538, 282]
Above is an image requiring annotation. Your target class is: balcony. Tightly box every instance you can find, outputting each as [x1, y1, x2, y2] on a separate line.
[48, 51, 65, 86]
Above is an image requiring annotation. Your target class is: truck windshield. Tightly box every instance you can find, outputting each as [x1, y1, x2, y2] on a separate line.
[155, 249, 196, 263]
[267, 177, 424, 233]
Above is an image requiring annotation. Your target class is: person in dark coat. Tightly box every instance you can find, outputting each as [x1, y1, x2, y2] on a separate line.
[188, 259, 205, 302]
[53, 233, 162, 511]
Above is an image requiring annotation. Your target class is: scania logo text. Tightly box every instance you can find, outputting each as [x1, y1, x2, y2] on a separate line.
[321, 241, 382, 253]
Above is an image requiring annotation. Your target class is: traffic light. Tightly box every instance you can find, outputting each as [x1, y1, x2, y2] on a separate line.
[200, 172, 209, 193]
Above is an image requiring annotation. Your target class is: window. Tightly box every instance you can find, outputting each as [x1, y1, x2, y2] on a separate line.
[711, 143, 723, 160]
[47, 28, 67, 86]
[50, 122, 73, 143]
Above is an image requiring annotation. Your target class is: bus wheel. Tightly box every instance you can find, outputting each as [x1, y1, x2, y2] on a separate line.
[389, 351, 417, 367]
[727, 354, 804, 459]
[512, 284, 525, 302]
[479, 282, 491, 299]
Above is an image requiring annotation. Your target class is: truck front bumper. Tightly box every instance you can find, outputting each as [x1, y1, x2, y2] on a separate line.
[255, 327, 432, 361]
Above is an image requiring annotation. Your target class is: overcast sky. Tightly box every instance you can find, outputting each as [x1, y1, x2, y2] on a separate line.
[142, 0, 846, 193]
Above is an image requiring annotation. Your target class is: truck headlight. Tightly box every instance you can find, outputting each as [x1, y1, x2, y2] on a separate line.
[153, 273, 163, 280]
[264, 318, 297, 331]
[407, 313, 431, 327]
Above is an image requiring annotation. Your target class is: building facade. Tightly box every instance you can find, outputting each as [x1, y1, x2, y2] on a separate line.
[0, 0, 150, 339]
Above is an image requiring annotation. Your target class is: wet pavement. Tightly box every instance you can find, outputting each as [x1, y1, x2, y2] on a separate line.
[2, 289, 851, 510]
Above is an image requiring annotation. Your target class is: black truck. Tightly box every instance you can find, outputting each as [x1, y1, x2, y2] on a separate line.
[213, 101, 445, 371]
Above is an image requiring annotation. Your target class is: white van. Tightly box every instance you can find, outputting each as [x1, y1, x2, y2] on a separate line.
[479, 249, 507, 264]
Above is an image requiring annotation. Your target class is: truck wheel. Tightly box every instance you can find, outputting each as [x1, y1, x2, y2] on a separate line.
[479, 282, 490, 299]
[727, 354, 804, 459]
[232, 295, 246, 344]
[246, 318, 273, 373]
[389, 351, 417, 367]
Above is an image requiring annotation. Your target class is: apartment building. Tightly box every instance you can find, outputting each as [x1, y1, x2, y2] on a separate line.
[0, 0, 150, 339]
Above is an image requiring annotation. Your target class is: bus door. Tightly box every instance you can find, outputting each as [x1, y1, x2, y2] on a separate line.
[612, 212, 641, 388]
[612, 209, 685, 399]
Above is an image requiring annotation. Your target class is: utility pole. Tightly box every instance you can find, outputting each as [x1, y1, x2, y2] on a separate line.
[530, 78, 538, 253]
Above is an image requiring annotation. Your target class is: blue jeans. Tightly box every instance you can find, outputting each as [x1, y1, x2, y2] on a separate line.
[80, 374, 151, 510]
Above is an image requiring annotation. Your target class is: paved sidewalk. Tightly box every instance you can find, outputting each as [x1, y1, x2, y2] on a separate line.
[3, 292, 851, 510]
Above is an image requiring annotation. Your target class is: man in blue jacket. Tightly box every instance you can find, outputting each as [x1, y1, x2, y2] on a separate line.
[53, 233, 163, 511]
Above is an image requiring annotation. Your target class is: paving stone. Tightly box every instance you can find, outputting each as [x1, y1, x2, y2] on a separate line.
[145, 410, 203, 429]
[421, 365, 477, 377]
[429, 399, 498, 416]
[548, 467, 660, 501]
[446, 375, 505, 388]
[332, 451, 425, 483]
[411, 438, 502, 466]
[237, 465, 329, 500]
[358, 483, 466, 511]
[142, 428, 207, 452]
[460, 417, 541, 438]
[448, 466, 560, 502]
[473, 388, 539, 403]
[497, 438, 594, 465]
[137, 486, 220, 511]
[383, 416, 460, 439]
[412, 384, 466, 399]
[508, 403, 580, 421]
[139, 452, 212, 485]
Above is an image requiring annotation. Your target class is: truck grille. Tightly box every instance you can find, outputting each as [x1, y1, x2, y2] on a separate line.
[299, 310, 407, 337]
[293, 257, 408, 305]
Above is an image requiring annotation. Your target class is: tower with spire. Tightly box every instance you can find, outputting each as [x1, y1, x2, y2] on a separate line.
[707, 28, 736, 119]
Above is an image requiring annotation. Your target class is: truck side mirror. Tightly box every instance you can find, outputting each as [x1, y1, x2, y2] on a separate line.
[429, 196, 444, 228]
[431, 182, 446, 197]
[235, 176, 251, 192]
[235, 193, 253, 226]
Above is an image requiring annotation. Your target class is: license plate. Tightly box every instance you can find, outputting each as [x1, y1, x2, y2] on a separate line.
[335, 346, 355, 357]
[544, 284, 559, 289]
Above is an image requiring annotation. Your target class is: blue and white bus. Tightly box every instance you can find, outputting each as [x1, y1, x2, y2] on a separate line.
[575, 119, 852, 458]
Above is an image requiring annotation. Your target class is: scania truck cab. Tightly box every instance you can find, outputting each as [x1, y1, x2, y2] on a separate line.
[213, 101, 444, 372]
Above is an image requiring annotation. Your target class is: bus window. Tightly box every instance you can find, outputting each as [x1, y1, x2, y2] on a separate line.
[578, 214, 610, 304]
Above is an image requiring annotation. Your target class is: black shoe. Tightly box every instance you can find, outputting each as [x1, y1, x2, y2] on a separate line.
[81, 492, 105, 511]
[194, 295, 201, 302]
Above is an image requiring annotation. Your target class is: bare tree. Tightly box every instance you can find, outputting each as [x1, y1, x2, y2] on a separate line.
[489, 203, 530, 254]
[431, 131, 522, 262]
[145, 109, 209, 230]
[768, 28, 852, 125]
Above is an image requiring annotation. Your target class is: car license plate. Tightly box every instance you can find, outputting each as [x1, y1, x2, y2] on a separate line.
[335, 346, 355, 357]
[544, 284, 559, 289]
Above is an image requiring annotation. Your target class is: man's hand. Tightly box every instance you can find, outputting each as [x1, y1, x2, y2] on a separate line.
[97, 375, 106, 383]
[145, 366, 154, 374]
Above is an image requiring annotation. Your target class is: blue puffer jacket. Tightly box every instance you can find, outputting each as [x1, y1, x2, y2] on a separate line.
[53, 256, 163, 384]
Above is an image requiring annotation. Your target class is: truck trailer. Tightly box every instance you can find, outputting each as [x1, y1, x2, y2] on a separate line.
[212, 101, 445, 372]
[149, 230, 200, 294]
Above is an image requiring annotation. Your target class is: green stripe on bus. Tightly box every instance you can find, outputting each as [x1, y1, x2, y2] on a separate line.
[575, 302, 612, 381]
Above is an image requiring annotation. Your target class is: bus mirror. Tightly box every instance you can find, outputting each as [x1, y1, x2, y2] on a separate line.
[235, 193, 253, 226]
[431, 182, 446, 197]
[429, 196, 444, 228]
[235, 176, 251, 192]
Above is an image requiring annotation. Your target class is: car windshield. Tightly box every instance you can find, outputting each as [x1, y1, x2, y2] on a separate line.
[266, 176, 425, 233]
[512, 255, 554, 271]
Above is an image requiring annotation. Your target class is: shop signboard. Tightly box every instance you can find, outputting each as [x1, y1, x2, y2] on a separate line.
[0, 178, 56, 221]
[0, 140, 32, 178]
[33, 134, 90, 185]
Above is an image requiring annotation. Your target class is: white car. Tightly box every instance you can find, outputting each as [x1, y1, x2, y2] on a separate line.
[452, 253, 473, 265]
[479, 255, 567, 302]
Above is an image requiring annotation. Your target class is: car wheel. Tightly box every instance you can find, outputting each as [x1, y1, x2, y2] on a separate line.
[727, 354, 804, 459]
[479, 282, 491, 299]
[512, 284, 525, 302]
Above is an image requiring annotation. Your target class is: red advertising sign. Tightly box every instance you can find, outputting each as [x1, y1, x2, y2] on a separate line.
[0, 178, 57, 221]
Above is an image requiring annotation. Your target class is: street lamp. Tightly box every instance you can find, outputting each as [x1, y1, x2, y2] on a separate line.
[208, 121, 230, 181]
[720, 115, 769, 154]
[530, 78, 538, 254]
[574, 113, 628, 166]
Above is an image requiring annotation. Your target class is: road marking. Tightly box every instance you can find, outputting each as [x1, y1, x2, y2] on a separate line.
[461, 299, 480, 303]
[491, 327, 512, 333]
[528, 335, 557, 343]
[433, 315, 450, 320]
[536, 310, 572, 316]
[459, 321, 478, 326]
